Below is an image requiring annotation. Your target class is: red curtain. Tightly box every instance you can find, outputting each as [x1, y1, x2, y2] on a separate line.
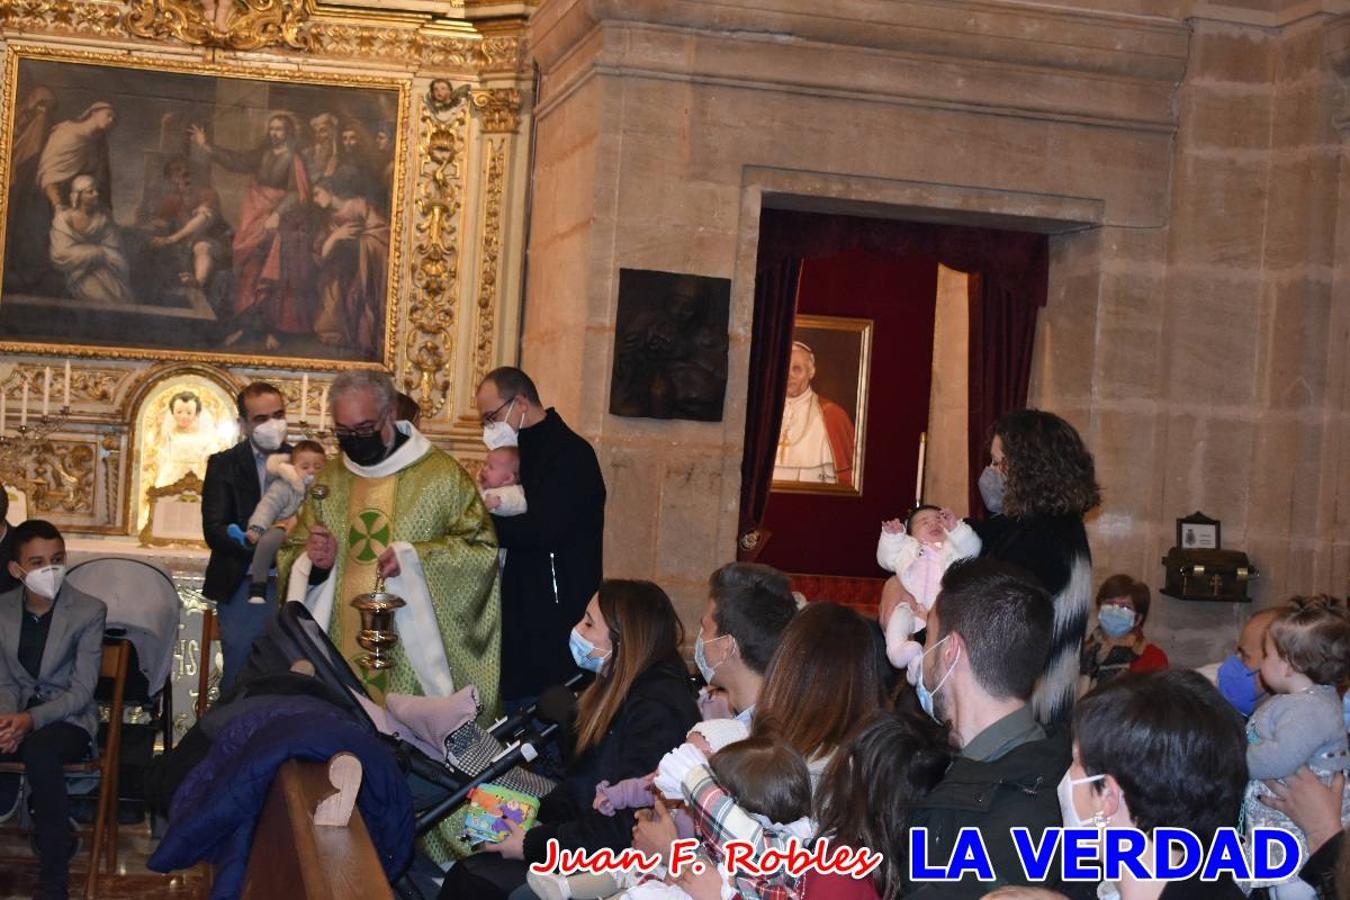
[738, 209, 1049, 557]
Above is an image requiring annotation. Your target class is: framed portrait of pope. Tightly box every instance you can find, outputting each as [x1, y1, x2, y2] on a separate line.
[772, 314, 871, 496]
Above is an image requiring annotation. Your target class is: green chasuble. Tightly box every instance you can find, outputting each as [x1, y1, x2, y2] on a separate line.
[278, 427, 501, 720]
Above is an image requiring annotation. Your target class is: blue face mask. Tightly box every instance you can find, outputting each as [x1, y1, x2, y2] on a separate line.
[978, 465, 1005, 515]
[569, 628, 610, 674]
[913, 635, 959, 724]
[1217, 653, 1261, 717]
[693, 633, 731, 685]
[1097, 604, 1138, 638]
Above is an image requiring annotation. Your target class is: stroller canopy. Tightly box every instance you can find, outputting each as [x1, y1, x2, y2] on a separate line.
[66, 556, 180, 693]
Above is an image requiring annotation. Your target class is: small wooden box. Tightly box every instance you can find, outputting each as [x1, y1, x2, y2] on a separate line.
[1160, 548, 1257, 603]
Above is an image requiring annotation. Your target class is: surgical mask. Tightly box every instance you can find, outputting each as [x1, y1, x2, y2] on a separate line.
[1057, 770, 1107, 829]
[978, 465, 1004, 515]
[694, 633, 731, 685]
[251, 417, 288, 451]
[20, 564, 65, 599]
[482, 399, 519, 450]
[339, 429, 391, 467]
[569, 628, 610, 673]
[1217, 653, 1262, 717]
[1097, 604, 1137, 638]
[913, 635, 959, 724]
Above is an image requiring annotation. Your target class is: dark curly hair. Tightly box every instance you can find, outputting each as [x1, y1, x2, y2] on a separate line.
[993, 409, 1100, 517]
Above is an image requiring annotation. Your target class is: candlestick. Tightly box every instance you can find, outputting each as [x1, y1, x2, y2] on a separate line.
[915, 431, 927, 506]
[300, 374, 310, 421]
[63, 360, 71, 408]
[20, 380, 28, 428]
[1, 389, 6, 433]
[42, 367, 51, 418]
[319, 385, 329, 432]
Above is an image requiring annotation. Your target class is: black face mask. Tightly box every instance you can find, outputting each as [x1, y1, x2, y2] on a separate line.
[339, 429, 391, 467]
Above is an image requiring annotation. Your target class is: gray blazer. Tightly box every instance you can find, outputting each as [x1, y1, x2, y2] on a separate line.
[0, 583, 107, 740]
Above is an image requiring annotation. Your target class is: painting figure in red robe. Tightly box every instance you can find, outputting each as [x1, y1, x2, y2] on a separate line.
[189, 113, 314, 351]
[773, 340, 856, 487]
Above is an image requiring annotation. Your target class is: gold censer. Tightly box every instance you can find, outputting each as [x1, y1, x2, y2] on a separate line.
[350, 577, 406, 671]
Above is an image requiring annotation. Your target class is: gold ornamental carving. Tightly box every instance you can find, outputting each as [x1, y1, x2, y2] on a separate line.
[473, 139, 506, 387]
[471, 88, 522, 134]
[125, 0, 315, 51]
[402, 93, 469, 418]
[0, 1, 124, 39]
[10, 440, 97, 515]
[2, 368, 122, 405]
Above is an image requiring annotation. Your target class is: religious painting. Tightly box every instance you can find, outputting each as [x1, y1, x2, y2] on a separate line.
[609, 268, 731, 422]
[0, 47, 406, 369]
[772, 315, 872, 496]
[131, 373, 237, 531]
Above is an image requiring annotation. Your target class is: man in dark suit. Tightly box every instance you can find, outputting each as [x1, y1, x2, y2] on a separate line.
[202, 381, 289, 694]
[0, 519, 107, 900]
[0, 488, 17, 595]
[475, 367, 606, 710]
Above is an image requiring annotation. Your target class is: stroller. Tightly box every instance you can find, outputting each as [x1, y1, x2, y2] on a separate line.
[65, 557, 180, 824]
[156, 600, 573, 899]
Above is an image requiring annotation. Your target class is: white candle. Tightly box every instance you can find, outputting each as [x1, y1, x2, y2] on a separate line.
[300, 374, 310, 422]
[915, 431, 927, 506]
[63, 359, 71, 408]
[319, 385, 329, 432]
[42, 367, 50, 417]
[1, 388, 6, 432]
[20, 380, 28, 428]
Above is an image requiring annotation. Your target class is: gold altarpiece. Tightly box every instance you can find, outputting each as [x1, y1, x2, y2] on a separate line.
[0, 0, 533, 539]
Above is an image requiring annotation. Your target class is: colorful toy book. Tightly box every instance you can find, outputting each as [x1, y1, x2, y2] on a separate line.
[463, 783, 540, 844]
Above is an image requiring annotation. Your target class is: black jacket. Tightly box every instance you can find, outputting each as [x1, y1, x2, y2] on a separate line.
[495, 409, 606, 701]
[906, 724, 1072, 898]
[0, 523, 17, 594]
[521, 654, 698, 863]
[201, 440, 289, 602]
[973, 513, 1093, 727]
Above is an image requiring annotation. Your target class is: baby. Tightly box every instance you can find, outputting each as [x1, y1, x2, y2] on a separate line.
[876, 504, 981, 670]
[1244, 596, 1350, 898]
[227, 440, 327, 604]
[477, 446, 526, 517]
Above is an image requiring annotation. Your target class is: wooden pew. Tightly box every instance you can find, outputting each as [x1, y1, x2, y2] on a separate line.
[240, 754, 393, 900]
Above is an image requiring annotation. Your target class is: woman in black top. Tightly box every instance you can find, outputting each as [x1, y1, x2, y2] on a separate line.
[974, 409, 1099, 727]
[441, 579, 699, 900]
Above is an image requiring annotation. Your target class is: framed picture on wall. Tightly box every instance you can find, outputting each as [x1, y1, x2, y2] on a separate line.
[1176, 511, 1221, 550]
[771, 314, 872, 496]
[0, 45, 407, 370]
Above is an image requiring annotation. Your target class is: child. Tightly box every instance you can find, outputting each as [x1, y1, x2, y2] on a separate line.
[478, 446, 526, 517]
[525, 718, 750, 900]
[1244, 597, 1350, 899]
[875, 505, 980, 671]
[227, 440, 327, 604]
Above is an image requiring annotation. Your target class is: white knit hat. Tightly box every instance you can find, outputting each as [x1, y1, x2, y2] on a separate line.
[690, 717, 750, 753]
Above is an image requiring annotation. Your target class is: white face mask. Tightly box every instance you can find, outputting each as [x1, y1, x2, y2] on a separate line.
[482, 399, 519, 450]
[251, 417, 288, 451]
[20, 564, 65, 599]
[1057, 769, 1107, 829]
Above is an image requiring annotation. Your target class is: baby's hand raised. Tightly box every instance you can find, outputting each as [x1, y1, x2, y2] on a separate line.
[881, 518, 905, 535]
[484, 494, 503, 511]
[938, 508, 959, 532]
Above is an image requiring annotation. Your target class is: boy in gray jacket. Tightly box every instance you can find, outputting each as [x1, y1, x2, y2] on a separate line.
[228, 440, 327, 604]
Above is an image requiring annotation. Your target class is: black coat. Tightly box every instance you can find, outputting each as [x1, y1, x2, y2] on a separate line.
[521, 654, 699, 862]
[494, 409, 606, 702]
[973, 513, 1093, 727]
[0, 523, 17, 595]
[201, 440, 289, 602]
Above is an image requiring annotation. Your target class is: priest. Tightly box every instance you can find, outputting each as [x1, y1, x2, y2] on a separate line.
[773, 341, 855, 487]
[278, 371, 500, 718]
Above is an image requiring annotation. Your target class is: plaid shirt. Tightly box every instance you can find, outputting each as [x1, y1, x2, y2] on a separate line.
[681, 762, 805, 900]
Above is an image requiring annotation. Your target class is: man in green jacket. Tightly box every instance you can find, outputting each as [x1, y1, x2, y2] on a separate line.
[905, 558, 1073, 898]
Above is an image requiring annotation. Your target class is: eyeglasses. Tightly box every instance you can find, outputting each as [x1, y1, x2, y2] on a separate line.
[333, 417, 384, 440]
[481, 396, 514, 427]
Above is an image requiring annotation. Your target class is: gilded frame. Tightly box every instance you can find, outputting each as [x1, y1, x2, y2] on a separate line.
[0, 44, 409, 371]
[771, 313, 872, 497]
[138, 470, 207, 548]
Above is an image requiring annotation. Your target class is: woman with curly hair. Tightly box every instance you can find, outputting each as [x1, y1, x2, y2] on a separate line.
[974, 408, 1100, 728]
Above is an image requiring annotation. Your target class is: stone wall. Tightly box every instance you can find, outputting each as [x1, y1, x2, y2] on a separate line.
[523, 0, 1350, 660]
